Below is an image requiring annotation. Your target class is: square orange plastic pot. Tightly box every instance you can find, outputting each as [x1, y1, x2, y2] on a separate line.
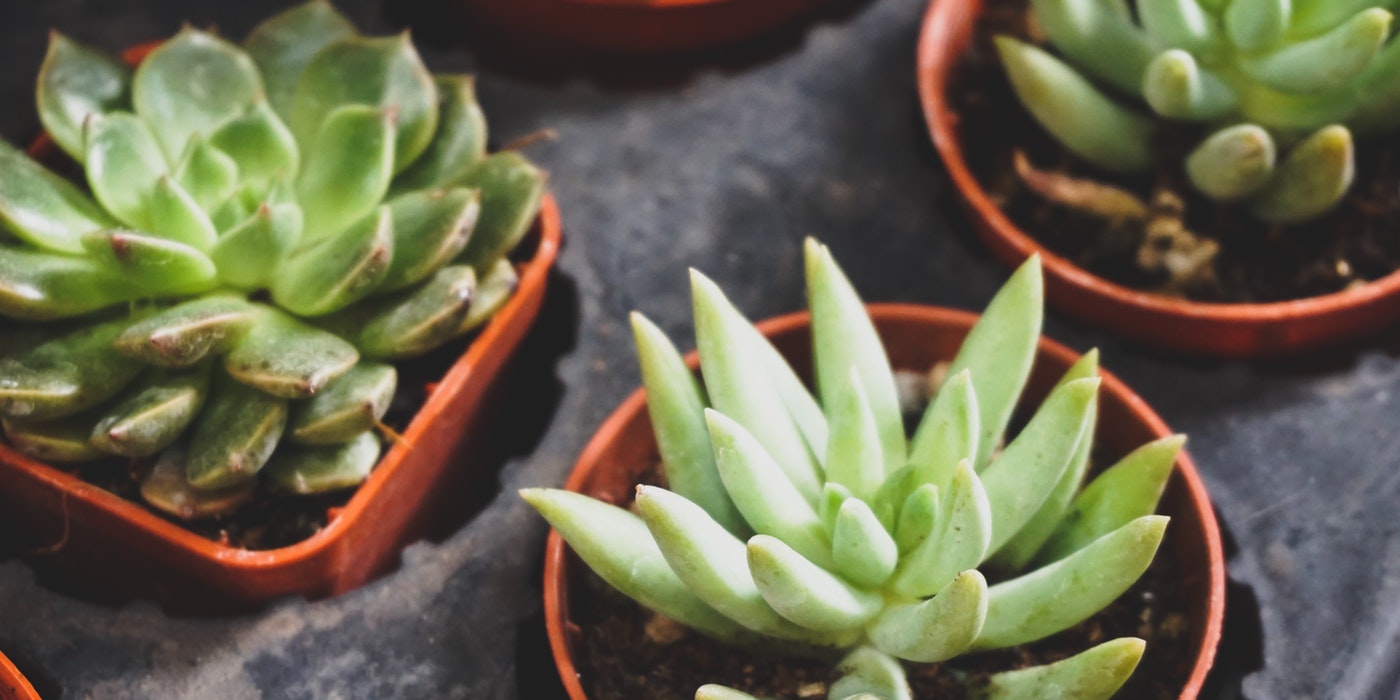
[543, 304, 1225, 698]
[0, 196, 561, 611]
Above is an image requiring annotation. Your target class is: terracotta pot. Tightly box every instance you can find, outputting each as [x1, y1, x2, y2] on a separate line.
[0, 652, 38, 700]
[917, 0, 1400, 359]
[0, 194, 562, 610]
[543, 304, 1225, 698]
[454, 0, 840, 54]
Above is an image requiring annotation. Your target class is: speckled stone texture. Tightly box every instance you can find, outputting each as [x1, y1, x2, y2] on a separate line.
[0, 0, 1394, 697]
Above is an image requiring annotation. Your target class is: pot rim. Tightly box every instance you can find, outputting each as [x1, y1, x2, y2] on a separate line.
[543, 303, 1226, 700]
[0, 651, 39, 700]
[916, 0, 1400, 335]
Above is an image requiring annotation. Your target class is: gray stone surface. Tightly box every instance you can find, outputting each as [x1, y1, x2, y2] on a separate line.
[0, 0, 1394, 697]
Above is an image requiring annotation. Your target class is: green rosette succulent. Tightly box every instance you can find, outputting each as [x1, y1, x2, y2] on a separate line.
[0, 1, 546, 520]
[523, 241, 1181, 699]
[998, 0, 1400, 223]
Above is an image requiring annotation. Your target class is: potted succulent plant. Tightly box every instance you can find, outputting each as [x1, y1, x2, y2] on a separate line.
[0, 652, 39, 700]
[526, 241, 1224, 698]
[919, 0, 1400, 358]
[0, 1, 560, 608]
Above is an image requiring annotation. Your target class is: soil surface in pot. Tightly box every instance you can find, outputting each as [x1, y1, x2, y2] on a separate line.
[949, 0, 1400, 304]
[570, 465, 1196, 700]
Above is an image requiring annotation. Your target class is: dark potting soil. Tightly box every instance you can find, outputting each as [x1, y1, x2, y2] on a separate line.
[949, 0, 1400, 303]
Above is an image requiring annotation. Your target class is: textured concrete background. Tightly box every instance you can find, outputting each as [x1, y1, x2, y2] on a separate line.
[0, 0, 1396, 697]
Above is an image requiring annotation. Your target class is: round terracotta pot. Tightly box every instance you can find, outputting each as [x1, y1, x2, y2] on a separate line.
[0, 653, 38, 700]
[455, 0, 839, 53]
[917, 0, 1400, 359]
[543, 304, 1226, 698]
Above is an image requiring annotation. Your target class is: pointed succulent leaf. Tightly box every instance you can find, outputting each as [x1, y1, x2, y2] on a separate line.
[263, 431, 381, 494]
[740, 320, 829, 460]
[327, 264, 476, 360]
[142, 443, 256, 520]
[0, 246, 129, 319]
[828, 648, 912, 700]
[706, 410, 831, 568]
[892, 460, 992, 598]
[454, 257, 517, 334]
[272, 204, 394, 316]
[132, 28, 264, 161]
[975, 516, 1168, 649]
[946, 256, 1042, 470]
[379, 187, 480, 292]
[0, 316, 144, 420]
[3, 411, 107, 463]
[453, 152, 547, 271]
[632, 312, 748, 536]
[1226, 0, 1292, 51]
[869, 570, 988, 663]
[391, 75, 488, 194]
[1040, 435, 1182, 563]
[244, 0, 358, 119]
[980, 638, 1145, 700]
[186, 374, 288, 489]
[1187, 124, 1277, 201]
[171, 135, 240, 212]
[90, 365, 210, 457]
[982, 378, 1098, 555]
[806, 239, 904, 471]
[289, 34, 437, 173]
[288, 362, 396, 445]
[224, 307, 358, 398]
[1142, 50, 1238, 121]
[872, 464, 920, 533]
[209, 101, 301, 186]
[211, 203, 304, 289]
[83, 112, 165, 229]
[0, 140, 115, 254]
[38, 33, 131, 162]
[747, 534, 884, 632]
[1028, 0, 1158, 93]
[824, 370, 886, 502]
[1138, 0, 1217, 53]
[831, 498, 898, 588]
[80, 230, 218, 297]
[149, 176, 218, 251]
[635, 486, 810, 640]
[894, 483, 939, 555]
[295, 104, 395, 243]
[520, 488, 759, 644]
[113, 296, 256, 367]
[1248, 124, 1355, 223]
[694, 687, 761, 700]
[1242, 9, 1393, 94]
[1290, 0, 1398, 38]
[907, 369, 979, 495]
[820, 482, 856, 534]
[996, 37, 1154, 173]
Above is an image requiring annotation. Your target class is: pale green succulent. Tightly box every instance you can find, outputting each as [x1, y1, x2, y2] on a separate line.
[0, 1, 546, 520]
[997, 0, 1400, 223]
[523, 241, 1181, 699]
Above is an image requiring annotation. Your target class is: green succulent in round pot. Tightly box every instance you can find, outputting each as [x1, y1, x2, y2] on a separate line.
[0, 1, 546, 522]
[524, 241, 1184, 699]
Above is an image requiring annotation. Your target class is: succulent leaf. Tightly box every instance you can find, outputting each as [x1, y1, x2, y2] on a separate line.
[893, 482, 939, 555]
[295, 104, 396, 242]
[747, 534, 884, 633]
[149, 176, 218, 250]
[90, 365, 210, 457]
[0, 139, 115, 254]
[824, 370, 886, 502]
[113, 296, 256, 367]
[287, 362, 396, 445]
[263, 431, 380, 494]
[1028, 0, 1157, 93]
[132, 28, 264, 161]
[244, 0, 358, 119]
[1241, 8, 1393, 94]
[211, 203, 304, 289]
[3, 411, 108, 463]
[380, 187, 480, 292]
[695, 687, 762, 700]
[453, 152, 547, 271]
[1225, 0, 1292, 51]
[980, 638, 1144, 700]
[1142, 50, 1238, 121]
[38, 33, 132, 162]
[827, 648, 913, 700]
[82, 112, 166, 229]
[80, 230, 218, 297]
[224, 307, 358, 398]
[209, 101, 301, 188]
[1186, 124, 1278, 200]
[326, 264, 476, 360]
[1138, 0, 1217, 53]
[142, 443, 256, 520]
[391, 75, 488, 194]
[743, 320, 830, 460]
[0, 317, 144, 421]
[0, 247, 129, 319]
[1290, 0, 1398, 38]
[455, 257, 518, 334]
[172, 135, 240, 213]
[890, 460, 992, 598]
[831, 498, 898, 588]
[907, 368, 979, 496]
[185, 372, 288, 489]
[272, 204, 393, 316]
[868, 570, 988, 663]
[1248, 124, 1356, 223]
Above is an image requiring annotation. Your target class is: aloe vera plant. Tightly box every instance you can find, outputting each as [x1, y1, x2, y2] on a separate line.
[523, 242, 1181, 699]
[997, 0, 1400, 223]
[0, 1, 546, 521]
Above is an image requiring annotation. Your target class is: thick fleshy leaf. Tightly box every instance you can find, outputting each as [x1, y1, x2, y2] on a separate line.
[1138, 0, 1216, 52]
[244, 0, 358, 119]
[328, 264, 476, 360]
[379, 187, 480, 292]
[1242, 9, 1393, 94]
[173, 135, 240, 213]
[1187, 124, 1277, 201]
[981, 638, 1145, 700]
[453, 152, 546, 271]
[1226, 0, 1291, 51]
[891, 461, 992, 598]
[0, 246, 129, 319]
[1142, 50, 1237, 121]
[820, 482, 856, 534]
[455, 257, 518, 334]
[1290, 0, 1398, 39]
[747, 535, 884, 632]
[807, 239, 904, 472]
[142, 443, 256, 520]
[37, 33, 131, 162]
[0, 317, 144, 420]
[1248, 124, 1355, 224]
[907, 369, 979, 495]
[209, 101, 300, 186]
[295, 104, 395, 242]
[3, 411, 106, 463]
[289, 34, 437, 173]
[1040, 435, 1182, 563]
[391, 75, 488, 193]
[893, 483, 939, 555]
[824, 370, 885, 502]
[272, 204, 393, 316]
[632, 312, 747, 536]
[287, 362, 396, 445]
[90, 366, 210, 457]
[0, 139, 115, 253]
[224, 308, 358, 398]
[975, 516, 1168, 649]
[185, 374, 288, 489]
[694, 687, 760, 700]
[83, 112, 166, 229]
[113, 296, 256, 367]
[132, 28, 263, 161]
[520, 488, 760, 645]
[946, 256, 1043, 470]
[869, 570, 987, 663]
[81, 230, 218, 297]
[263, 431, 381, 494]
[148, 176, 218, 250]
[830, 498, 898, 588]
[211, 203, 303, 289]
[742, 320, 829, 462]
[1028, 0, 1157, 93]
[828, 648, 912, 700]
